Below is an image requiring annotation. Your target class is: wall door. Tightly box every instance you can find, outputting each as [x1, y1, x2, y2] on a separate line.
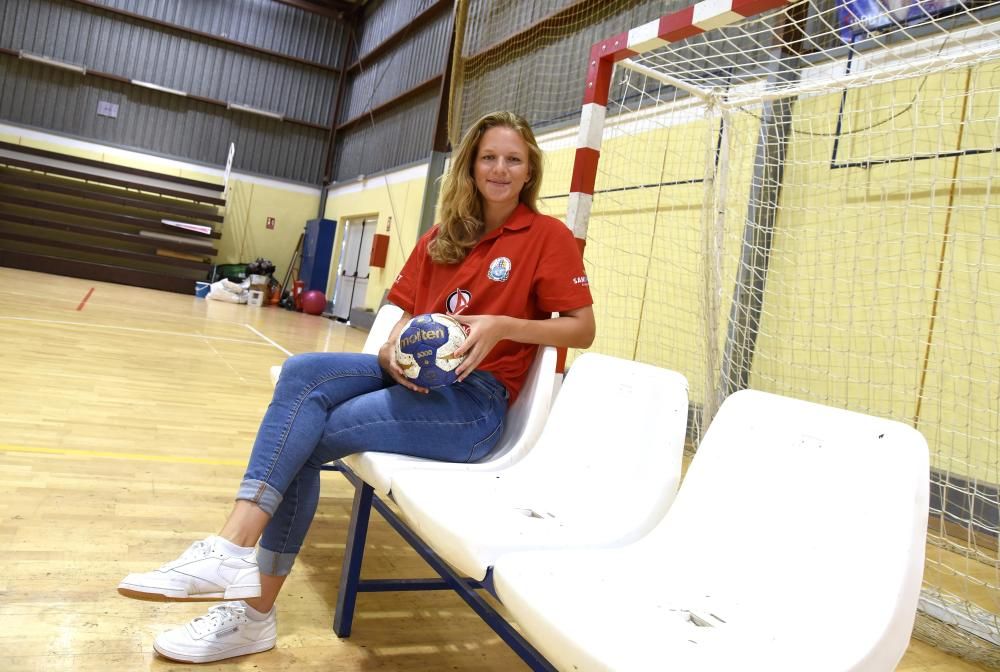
[331, 217, 377, 321]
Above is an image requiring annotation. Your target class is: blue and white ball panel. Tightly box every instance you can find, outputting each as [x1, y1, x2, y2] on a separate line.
[395, 313, 466, 388]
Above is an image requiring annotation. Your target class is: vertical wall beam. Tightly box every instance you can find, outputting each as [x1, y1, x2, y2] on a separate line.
[319, 6, 361, 216]
[417, 2, 460, 239]
[720, 1, 808, 396]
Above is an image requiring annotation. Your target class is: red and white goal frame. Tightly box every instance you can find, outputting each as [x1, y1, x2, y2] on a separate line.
[565, 0, 793, 253]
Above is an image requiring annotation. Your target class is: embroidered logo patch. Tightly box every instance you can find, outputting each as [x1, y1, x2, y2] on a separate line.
[446, 288, 472, 315]
[572, 275, 589, 287]
[487, 257, 512, 282]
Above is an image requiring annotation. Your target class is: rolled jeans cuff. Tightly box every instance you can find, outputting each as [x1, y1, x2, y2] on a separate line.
[236, 478, 283, 517]
[256, 546, 297, 576]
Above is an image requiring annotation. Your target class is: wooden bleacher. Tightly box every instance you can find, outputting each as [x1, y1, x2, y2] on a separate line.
[0, 141, 224, 294]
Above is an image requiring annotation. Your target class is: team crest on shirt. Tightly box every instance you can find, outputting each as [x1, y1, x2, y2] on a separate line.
[446, 288, 472, 315]
[487, 256, 512, 282]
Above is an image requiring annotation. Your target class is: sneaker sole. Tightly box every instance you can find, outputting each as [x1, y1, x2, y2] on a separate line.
[153, 638, 276, 663]
[117, 583, 261, 601]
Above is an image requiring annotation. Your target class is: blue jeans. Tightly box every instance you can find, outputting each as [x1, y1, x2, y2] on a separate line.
[236, 352, 508, 576]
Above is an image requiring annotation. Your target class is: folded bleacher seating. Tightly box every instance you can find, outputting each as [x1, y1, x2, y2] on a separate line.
[0, 140, 223, 293]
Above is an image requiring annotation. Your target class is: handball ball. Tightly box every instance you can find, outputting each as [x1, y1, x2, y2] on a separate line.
[395, 313, 467, 388]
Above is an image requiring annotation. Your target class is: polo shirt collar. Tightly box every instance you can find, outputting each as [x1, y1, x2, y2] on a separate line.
[481, 202, 534, 241]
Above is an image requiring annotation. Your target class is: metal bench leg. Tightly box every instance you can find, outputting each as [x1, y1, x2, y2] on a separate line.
[333, 478, 374, 637]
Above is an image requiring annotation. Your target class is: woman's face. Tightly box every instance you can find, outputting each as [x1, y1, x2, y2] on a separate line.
[473, 126, 531, 211]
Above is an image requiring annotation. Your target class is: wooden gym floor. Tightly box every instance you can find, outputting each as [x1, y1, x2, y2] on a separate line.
[0, 266, 989, 671]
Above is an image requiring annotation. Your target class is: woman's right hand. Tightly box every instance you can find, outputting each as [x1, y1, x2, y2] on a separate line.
[379, 340, 430, 394]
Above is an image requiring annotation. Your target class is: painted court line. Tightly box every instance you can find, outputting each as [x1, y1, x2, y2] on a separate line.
[245, 324, 294, 356]
[202, 337, 249, 384]
[0, 315, 270, 346]
[0, 285, 271, 328]
[0, 443, 245, 467]
[75, 287, 95, 311]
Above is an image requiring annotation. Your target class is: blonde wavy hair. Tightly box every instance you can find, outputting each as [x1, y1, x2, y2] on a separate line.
[429, 111, 543, 264]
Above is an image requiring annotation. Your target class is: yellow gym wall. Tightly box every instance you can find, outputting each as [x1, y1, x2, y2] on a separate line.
[539, 62, 996, 485]
[906, 62, 1000, 486]
[748, 63, 998, 484]
[321, 166, 428, 309]
[220, 180, 321, 286]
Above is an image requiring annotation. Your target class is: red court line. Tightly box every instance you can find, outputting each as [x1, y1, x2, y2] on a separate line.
[76, 287, 95, 311]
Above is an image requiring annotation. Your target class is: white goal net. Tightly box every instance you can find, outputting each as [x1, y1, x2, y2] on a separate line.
[556, 0, 1000, 663]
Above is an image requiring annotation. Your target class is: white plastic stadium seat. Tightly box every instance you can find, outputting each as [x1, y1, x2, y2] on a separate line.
[357, 303, 405, 355]
[324, 305, 560, 639]
[390, 353, 689, 581]
[491, 389, 930, 672]
[269, 303, 558, 497]
[342, 344, 558, 497]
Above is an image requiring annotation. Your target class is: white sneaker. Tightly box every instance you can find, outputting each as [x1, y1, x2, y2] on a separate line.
[118, 536, 261, 601]
[154, 602, 277, 663]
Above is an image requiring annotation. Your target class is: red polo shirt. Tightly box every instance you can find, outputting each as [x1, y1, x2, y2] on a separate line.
[387, 203, 593, 402]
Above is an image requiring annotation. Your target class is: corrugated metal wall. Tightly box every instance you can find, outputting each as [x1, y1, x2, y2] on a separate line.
[354, 0, 440, 59]
[331, 0, 450, 183]
[333, 90, 438, 181]
[0, 0, 347, 184]
[340, 10, 449, 121]
[456, 0, 691, 135]
[0, 0, 733, 186]
[461, 0, 582, 58]
[0, 56, 327, 183]
[88, 0, 346, 66]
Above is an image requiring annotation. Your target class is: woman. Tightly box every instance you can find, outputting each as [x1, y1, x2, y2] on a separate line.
[118, 110, 596, 663]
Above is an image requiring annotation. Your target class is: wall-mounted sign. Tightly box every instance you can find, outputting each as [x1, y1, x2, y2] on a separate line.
[97, 101, 119, 118]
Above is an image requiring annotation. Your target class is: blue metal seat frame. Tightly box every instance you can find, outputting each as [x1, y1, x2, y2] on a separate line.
[320, 461, 557, 672]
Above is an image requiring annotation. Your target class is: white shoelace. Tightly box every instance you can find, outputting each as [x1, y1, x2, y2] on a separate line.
[178, 538, 213, 562]
[190, 604, 246, 636]
[159, 538, 215, 572]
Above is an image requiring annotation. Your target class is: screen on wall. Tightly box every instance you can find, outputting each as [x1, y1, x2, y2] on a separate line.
[837, 0, 967, 40]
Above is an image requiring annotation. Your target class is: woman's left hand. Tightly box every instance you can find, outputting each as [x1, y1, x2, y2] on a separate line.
[451, 314, 508, 382]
